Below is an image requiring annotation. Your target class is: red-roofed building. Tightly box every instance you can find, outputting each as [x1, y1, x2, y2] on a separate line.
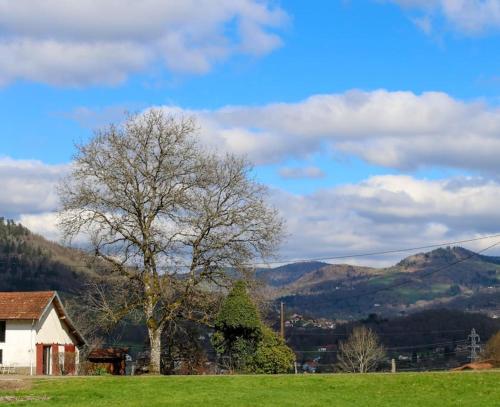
[0, 291, 85, 375]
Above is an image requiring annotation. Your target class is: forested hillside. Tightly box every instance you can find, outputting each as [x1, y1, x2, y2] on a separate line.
[262, 247, 500, 319]
[0, 218, 93, 295]
[2, 218, 499, 322]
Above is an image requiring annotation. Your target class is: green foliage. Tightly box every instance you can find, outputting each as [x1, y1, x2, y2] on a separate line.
[215, 281, 261, 333]
[250, 326, 295, 374]
[212, 281, 262, 371]
[92, 366, 111, 376]
[212, 281, 294, 373]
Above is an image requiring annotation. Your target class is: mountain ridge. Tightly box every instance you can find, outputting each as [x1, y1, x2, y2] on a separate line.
[267, 246, 500, 319]
[1, 218, 498, 320]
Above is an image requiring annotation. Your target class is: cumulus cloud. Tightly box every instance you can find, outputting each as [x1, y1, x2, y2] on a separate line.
[0, 0, 287, 86]
[145, 89, 500, 173]
[4, 154, 500, 264]
[0, 157, 68, 218]
[278, 166, 326, 180]
[18, 212, 62, 242]
[272, 175, 500, 265]
[386, 0, 500, 35]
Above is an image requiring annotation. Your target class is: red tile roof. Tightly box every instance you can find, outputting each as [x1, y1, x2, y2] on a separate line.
[0, 291, 55, 320]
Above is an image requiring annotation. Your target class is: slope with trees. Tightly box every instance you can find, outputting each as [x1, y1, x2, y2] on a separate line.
[271, 247, 500, 319]
[0, 217, 94, 294]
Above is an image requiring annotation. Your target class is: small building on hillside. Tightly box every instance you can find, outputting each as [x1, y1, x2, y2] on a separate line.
[0, 291, 85, 375]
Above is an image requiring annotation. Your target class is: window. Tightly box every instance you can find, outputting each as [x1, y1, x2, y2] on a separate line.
[0, 349, 2, 364]
[0, 321, 5, 343]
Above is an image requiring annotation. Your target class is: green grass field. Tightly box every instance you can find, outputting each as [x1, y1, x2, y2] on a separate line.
[1, 372, 499, 406]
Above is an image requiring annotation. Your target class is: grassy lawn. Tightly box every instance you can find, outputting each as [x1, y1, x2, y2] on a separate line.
[1, 371, 499, 406]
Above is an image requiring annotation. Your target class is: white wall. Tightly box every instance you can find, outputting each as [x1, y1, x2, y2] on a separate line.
[36, 302, 80, 371]
[0, 301, 80, 373]
[36, 303, 74, 344]
[0, 320, 34, 367]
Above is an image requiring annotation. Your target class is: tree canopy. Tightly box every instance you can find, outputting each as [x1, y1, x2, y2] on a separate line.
[58, 110, 283, 373]
[212, 280, 294, 373]
[337, 326, 386, 373]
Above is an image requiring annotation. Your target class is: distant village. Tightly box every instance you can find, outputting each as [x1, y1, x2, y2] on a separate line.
[285, 313, 337, 330]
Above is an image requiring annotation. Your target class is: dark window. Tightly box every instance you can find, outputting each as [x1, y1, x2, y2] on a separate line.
[0, 349, 2, 364]
[0, 321, 5, 343]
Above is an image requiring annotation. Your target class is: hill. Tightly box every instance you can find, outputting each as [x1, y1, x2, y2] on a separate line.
[260, 246, 500, 319]
[1, 218, 498, 322]
[256, 261, 328, 286]
[0, 218, 94, 295]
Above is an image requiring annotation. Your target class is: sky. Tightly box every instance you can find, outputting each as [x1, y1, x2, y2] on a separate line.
[1, 0, 500, 266]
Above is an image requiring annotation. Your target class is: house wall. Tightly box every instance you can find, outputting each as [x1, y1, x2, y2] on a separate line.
[0, 302, 81, 375]
[36, 303, 75, 344]
[35, 302, 80, 374]
[0, 320, 35, 370]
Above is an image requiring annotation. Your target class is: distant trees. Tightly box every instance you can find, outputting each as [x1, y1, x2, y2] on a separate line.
[212, 281, 295, 373]
[337, 326, 386, 373]
[0, 218, 84, 293]
[58, 110, 283, 374]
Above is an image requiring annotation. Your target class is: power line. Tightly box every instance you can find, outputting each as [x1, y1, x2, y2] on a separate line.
[254, 233, 500, 267]
[290, 239, 500, 304]
[2, 232, 500, 270]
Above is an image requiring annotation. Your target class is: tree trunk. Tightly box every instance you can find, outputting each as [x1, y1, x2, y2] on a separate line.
[145, 289, 162, 375]
[148, 326, 162, 374]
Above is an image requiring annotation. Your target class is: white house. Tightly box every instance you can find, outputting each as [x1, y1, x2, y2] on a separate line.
[0, 291, 85, 375]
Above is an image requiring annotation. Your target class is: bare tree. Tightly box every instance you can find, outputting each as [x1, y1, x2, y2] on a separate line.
[337, 326, 386, 373]
[58, 110, 283, 374]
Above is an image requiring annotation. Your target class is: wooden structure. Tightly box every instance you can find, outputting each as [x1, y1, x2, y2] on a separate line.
[87, 347, 129, 375]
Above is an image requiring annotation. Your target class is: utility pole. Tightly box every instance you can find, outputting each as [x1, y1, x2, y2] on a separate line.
[280, 301, 285, 339]
[467, 328, 481, 362]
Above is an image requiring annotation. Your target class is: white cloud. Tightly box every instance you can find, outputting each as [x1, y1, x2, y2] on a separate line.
[18, 212, 61, 242]
[0, 0, 287, 86]
[0, 157, 68, 217]
[149, 89, 500, 172]
[272, 175, 500, 265]
[387, 0, 500, 35]
[279, 166, 326, 180]
[4, 154, 500, 265]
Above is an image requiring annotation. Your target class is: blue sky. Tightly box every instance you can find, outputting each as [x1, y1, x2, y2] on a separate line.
[2, 0, 500, 263]
[2, 2, 499, 165]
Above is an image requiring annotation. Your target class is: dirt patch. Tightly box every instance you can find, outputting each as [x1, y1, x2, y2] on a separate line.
[0, 395, 49, 403]
[0, 378, 32, 392]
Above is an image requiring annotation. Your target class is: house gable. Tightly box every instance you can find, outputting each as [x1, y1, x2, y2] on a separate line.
[0, 291, 85, 375]
[36, 302, 76, 345]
